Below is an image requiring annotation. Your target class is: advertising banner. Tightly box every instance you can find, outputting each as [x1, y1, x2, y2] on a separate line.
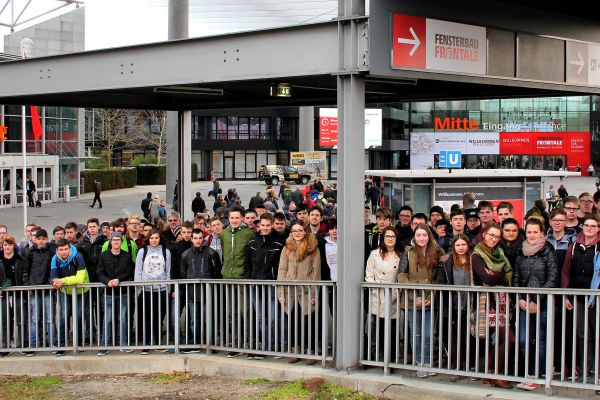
[318, 108, 383, 148]
[392, 13, 487, 75]
[434, 186, 524, 224]
[290, 151, 327, 179]
[499, 132, 590, 170]
[409, 131, 499, 169]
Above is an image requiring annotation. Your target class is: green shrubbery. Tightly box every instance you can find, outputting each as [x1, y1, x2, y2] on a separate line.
[136, 165, 166, 185]
[81, 168, 137, 192]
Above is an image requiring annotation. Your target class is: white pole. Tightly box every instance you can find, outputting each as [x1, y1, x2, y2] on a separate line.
[20, 38, 34, 229]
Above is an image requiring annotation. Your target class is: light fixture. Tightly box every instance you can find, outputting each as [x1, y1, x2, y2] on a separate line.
[154, 86, 223, 96]
[270, 83, 292, 98]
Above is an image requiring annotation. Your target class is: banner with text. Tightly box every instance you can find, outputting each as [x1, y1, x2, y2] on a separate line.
[319, 108, 383, 148]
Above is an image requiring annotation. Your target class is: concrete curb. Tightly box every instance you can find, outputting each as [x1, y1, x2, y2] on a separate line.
[0, 353, 581, 400]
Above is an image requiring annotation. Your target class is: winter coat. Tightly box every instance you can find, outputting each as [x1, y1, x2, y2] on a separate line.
[365, 249, 400, 318]
[50, 245, 89, 294]
[248, 195, 264, 210]
[277, 233, 321, 315]
[561, 232, 600, 292]
[141, 196, 152, 218]
[170, 240, 192, 281]
[292, 189, 304, 206]
[24, 243, 55, 285]
[398, 245, 442, 308]
[78, 233, 107, 282]
[546, 228, 576, 270]
[221, 226, 253, 279]
[180, 245, 222, 280]
[149, 199, 161, 224]
[191, 196, 206, 215]
[96, 250, 134, 296]
[0, 253, 25, 287]
[244, 232, 285, 280]
[318, 236, 337, 282]
[436, 255, 472, 316]
[513, 243, 559, 308]
[100, 237, 138, 263]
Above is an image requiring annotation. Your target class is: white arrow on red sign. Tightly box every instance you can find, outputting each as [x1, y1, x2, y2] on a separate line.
[397, 26, 421, 57]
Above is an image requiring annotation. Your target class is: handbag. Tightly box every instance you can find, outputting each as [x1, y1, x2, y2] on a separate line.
[470, 292, 488, 339]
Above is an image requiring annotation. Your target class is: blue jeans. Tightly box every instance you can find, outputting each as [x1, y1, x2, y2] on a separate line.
[101, 294, 128, 347]
[29, 292, 57, 348]
[519, 309, 547, 376]
[187, 299, 206, 345]
[57, 291, 88, 347]
[169, 294, 184, 345]
[252, 286, 277, 351]
[407, 309, 432, 365]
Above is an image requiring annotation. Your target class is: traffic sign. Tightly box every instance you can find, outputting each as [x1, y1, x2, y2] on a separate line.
[392, 13, 487, 75]
[439, 150, 448, 167]
[439, 150, 462, 168]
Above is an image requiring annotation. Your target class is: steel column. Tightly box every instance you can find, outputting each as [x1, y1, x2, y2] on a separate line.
[336, 0, 366, 371]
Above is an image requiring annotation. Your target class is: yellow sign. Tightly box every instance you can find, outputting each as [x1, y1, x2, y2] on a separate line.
[0, 125, 7, 141]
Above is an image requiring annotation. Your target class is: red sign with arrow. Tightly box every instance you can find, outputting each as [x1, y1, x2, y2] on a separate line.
[392, 14, 426, 69]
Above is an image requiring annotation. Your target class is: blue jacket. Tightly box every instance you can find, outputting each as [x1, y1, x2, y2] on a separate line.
[50, 245, 89, 294]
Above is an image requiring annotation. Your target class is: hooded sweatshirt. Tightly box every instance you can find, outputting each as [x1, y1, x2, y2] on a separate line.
[50, 244, 89, 294]
[546, 227, 577, 269]
[561, 231, 600, 292]
[134, 245, 171, 292]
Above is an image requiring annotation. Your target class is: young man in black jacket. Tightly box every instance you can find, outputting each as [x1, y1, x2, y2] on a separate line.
[25, 229, 56, 353]
[180, 229, 222, 351]
[169, 221, 193, 344]
[244, 213, 285, 355]
[96, 232, 134, 355]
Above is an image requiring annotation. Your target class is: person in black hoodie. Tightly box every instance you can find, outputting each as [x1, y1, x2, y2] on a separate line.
[180, 229, 222, 351]
[513, 218, 559, 391]
[169, 221, 193, 344]
[0, 235, 25, 350]
[25, 229, 57, 353]
[96, 232, 134, 355]
[244, 213, 285, 354]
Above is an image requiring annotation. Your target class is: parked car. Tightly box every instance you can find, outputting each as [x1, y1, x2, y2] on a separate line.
[258, 165, 311, 185]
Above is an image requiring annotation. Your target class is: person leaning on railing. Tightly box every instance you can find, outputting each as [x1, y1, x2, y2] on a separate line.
[365, 226, 402, 363]
[513, 217, 559, 391]
[398, 223, 444, 378]
[436, 233, 475, 371]
[470, 223, 514, 390]
[134, 228, 171, 355]
[277, 220, 321, 365]
[561, 214, 600, 380]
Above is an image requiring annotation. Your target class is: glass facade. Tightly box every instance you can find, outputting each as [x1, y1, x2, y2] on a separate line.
[211, 150, 289, 180]
[192, 115, 298, 140]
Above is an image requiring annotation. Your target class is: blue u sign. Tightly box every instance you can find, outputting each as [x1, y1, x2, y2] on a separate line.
[447, 151, 462, 168]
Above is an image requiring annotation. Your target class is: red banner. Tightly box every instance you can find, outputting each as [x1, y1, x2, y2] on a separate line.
[499, 132, 590, 173]
[319, 115, 338, 147]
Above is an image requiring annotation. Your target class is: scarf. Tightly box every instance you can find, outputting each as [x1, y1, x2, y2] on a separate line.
[474, 242, 512, 285]
[522, 237, 546, 257]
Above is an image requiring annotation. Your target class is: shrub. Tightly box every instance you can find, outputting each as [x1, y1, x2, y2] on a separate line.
[136, 165, 166, 185]
[131, 155, 158, 167]
[82, 168, 137, 192]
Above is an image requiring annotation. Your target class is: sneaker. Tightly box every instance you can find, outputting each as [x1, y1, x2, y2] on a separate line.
[23, 351, 35, 357]
[182, 349, 200, 354]
[140, 349, 149, 355]
[119, 349, 134, 353]
[517, 381, 540, 391]
[227, 352, 240, 358]
[97, 350, 108, 357]
[55, 351, 65, 357]
[248, 354, 264, 360]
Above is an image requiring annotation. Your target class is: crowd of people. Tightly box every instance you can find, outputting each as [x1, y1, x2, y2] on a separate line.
[364, 184, 600, 390]
[0, 178, 599, 392]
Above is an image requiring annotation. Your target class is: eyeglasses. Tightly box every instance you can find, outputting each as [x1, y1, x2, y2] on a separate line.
[384, 235, 396, 239]
[167, 219, 178, 222]
[485, 232, 501, 240]
[583, 223, 599, 229]
[550, 218, 566, 223]
[581, 200, 594, 204]
[291, 230, 305, 234]
[564, 207, 579, 211]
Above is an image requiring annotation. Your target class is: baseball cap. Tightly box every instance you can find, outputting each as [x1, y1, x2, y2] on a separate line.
[465, 209, 479, 220]
[35, 229, 48, 238]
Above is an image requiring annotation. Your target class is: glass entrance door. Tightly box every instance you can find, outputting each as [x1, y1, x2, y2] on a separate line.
[0, 169, 11, 206]
[224, 157, 234, 180]
[36, 167, 52, 202]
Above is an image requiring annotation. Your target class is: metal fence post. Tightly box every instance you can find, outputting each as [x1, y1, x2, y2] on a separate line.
[72, 289, 78, 355]
[545, 294, 555, 396]
[174, 283, 180, 354]
[383, 287, 391, 375]
[321, 285, 329, 367]
[206, 283, 213, 355]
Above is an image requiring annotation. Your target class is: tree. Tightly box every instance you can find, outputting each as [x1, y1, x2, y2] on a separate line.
[130, 110, 167, 166]
[92, 108, 132, 169]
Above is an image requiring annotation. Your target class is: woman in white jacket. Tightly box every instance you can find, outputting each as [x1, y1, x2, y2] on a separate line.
[365, 226, 402, 362]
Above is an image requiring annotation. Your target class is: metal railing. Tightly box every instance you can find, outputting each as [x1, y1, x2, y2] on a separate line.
[361, 283, 600, 393]
[0, 280, 336, 365]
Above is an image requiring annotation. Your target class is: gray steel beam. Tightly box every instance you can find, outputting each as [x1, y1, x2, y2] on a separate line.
[336, 0, 366, 372]
[0, 22, 339, 98]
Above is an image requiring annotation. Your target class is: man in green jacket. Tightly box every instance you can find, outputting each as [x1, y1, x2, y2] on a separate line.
[220, 205, 253, 357]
